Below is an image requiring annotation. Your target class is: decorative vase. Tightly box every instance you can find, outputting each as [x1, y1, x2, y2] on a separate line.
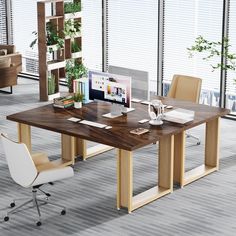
[74, 101, 82, 109]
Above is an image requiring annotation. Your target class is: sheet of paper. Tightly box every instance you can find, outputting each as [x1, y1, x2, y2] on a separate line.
[67, 117, 81, 122]
[163, 108, 194, 124]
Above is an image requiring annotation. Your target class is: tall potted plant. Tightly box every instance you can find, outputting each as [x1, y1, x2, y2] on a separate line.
[187, 35, 236, 84]
[65, 59, 87, 93]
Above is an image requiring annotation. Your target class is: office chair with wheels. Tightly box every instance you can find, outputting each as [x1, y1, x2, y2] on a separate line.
[0, 133, 74, 226]
[167, 74, 202, 145]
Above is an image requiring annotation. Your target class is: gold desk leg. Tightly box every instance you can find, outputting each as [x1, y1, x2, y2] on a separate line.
[75, 138, 87, 160]
[117, 136, 174, 213]
[159, 135, 174, 191]
[117, 149, 133, 213]
[205, 117, 220, 169]
[18, 123, 31, 153]
[173, 131, 185, 187]
[61, 134, 76, 165]
[175, 118, 220, 187]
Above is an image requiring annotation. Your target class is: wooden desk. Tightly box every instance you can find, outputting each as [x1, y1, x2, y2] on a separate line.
[7, 98, 229, 212]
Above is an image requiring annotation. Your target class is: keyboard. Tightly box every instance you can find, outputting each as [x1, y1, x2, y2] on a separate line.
[79, 120, 107, 128]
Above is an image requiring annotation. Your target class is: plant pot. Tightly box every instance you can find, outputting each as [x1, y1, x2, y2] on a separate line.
[71, 51, 82, 59]
[74, 101, 82, 109]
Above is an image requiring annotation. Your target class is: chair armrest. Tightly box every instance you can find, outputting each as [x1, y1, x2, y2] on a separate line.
[32, 166, 74, 187]
[0, 53, 22, 73]
[31, 152, 50, 166]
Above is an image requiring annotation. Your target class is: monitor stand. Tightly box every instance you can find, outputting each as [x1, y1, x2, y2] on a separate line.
[102, 103, 135, 119]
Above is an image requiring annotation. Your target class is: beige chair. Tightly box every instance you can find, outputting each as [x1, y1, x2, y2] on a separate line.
[167, 74, 202, 144]
[0, 133, 74, 226]
[0, 44, 22, 73]
[0, 45, 22, 94]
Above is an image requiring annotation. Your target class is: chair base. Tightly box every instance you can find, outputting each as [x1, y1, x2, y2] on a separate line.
[4, 188, 66, 226]
[186, 132, 201, 145]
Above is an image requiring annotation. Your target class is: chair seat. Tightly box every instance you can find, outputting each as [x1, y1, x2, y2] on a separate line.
[32, 166, 74, 187]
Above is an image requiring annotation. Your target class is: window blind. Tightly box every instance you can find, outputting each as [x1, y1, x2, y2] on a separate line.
[11, 0, 39, 73]
[0, 0, 7, 44]
[82, 0, 103, 71]
[226, 0, 236, 114]
[107, 0, 158, 92]
[163, 0, 223, 107]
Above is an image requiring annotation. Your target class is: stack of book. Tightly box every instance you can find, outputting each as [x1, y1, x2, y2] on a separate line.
[53, 96, 74, 108]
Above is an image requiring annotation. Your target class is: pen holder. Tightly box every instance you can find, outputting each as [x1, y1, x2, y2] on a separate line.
[148, 100, 164, 126]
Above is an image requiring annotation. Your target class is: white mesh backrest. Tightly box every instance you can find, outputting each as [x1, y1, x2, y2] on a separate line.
[1, 134, 38, 187]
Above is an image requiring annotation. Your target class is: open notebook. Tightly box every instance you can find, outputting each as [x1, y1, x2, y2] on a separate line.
[163, 108, 195, 124]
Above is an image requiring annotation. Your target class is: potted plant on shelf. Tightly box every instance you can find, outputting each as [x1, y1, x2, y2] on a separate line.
[73, 92, 84, 108]
[64, 19, 81, 39]
[64, 1, 81, 18]
[65, 59, 88, 93]
[30, 22, 64, 54]
[71, 41, 81, 58]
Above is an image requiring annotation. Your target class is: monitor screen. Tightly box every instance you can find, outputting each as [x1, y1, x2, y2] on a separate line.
[88, 70, 131, 108]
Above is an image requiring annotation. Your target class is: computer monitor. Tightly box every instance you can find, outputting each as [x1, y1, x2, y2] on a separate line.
[88, 70, 134, 118]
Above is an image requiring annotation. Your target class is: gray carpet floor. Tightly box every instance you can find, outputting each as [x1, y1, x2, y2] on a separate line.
[0, 78, 236, 236]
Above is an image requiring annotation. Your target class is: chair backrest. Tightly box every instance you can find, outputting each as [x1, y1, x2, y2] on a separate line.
[167, 74, 202, 103]
[0, 134, 38, 187]
[0, 44, 16, 54]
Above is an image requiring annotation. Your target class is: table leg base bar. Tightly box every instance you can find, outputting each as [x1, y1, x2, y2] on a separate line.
[122, 186, 171, 212]
[183, 164, 218, 187]
[84, 144, 114, 160]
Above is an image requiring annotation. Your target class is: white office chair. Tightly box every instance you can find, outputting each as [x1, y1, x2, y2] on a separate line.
[0, 133, 74, 226]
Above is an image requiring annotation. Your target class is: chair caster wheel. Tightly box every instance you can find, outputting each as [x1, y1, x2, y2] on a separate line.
[36, 221, 42, 226]
[10, 202, 15, 208]
[197, 142, 201, 145]
[4, 216, 9, 222]
[61, 210, 66, 215]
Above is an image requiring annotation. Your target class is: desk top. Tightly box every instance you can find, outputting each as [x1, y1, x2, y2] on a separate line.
[7, 97, 229, 151]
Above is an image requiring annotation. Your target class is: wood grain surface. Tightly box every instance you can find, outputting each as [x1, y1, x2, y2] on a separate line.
[7, 97, 230, 151]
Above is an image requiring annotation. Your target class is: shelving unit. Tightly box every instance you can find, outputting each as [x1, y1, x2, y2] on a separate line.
[37, 0, 82, 101]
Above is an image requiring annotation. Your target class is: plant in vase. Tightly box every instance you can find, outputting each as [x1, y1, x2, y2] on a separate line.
[65, 59, 88, 93]
[48, 74, 56, 95]
[73, 92, 84, 108]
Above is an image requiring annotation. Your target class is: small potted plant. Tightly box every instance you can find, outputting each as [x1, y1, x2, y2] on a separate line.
[73, 92, 84, 108]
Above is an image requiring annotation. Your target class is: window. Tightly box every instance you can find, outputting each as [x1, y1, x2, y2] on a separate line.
[11, 0, 39, 74]
[82, 0, 103, 70]
[107, 0, 158, 93]
[226, 0, 236, 114]
[163, 0, 223, 107]
[9, 0, 102, 75]
[0, 0, 7, 44]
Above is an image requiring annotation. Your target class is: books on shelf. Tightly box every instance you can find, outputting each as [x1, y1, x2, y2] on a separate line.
[53, 96, 74, 108]
[73, 78, 89, 103]
[163, 108, 195, 124]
